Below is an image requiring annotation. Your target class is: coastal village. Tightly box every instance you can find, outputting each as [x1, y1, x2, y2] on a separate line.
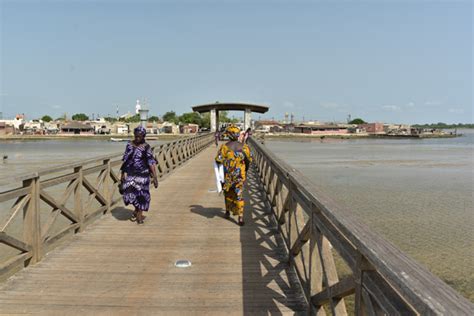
[0, 100, 456, 138]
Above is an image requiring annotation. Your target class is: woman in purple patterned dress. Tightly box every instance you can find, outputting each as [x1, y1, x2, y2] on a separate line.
[120, 126, 158, 224]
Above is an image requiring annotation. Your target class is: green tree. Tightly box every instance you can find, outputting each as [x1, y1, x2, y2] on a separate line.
[162, 111, 178, 124]
[349, 118, 366, 125]
[179, 112, 202, 125]
[219, 111, 239, 123]
[125, 114, 140, 123]
[56, 113, 67, 121]
[413, 122, 474, 129]
[148, 115, 161, 122]
[201, 113, 210, 128]
[72, 113, 89, 121]
[41, 115, 53, 122]
[104, 117, 118, 123]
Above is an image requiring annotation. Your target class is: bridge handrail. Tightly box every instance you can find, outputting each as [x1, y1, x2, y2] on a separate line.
[0, 133, 214, 281]
[248, 137, 473, 315]
[0, 133, 213, 187]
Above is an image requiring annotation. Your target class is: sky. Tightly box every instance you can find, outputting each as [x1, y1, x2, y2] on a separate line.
[0, 0, 472, 124]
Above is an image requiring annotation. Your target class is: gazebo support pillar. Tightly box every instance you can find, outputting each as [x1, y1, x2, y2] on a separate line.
[210, 108, 217, 132]
[244, 108, 252, 131]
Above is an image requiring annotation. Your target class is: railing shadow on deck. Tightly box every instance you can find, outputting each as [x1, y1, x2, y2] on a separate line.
[248, 137, 474, 315]
[0, 133, 214, 282]
[241, 165, 308, 314]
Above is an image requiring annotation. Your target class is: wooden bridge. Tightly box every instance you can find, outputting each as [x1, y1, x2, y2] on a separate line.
[0, 134, 472, 315]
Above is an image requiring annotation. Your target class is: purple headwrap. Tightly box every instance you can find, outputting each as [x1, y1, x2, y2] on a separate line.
[134, 126, 147, 137]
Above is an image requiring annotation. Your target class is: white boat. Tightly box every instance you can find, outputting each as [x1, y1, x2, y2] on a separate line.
[110, 138, 127, 142]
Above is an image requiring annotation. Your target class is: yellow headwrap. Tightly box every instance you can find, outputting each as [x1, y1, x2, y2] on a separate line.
[225, 125, 241, 141]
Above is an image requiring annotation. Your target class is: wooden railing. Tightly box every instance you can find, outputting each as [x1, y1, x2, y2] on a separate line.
[248, 138, 473, 315]
[0, 133, 214, 281]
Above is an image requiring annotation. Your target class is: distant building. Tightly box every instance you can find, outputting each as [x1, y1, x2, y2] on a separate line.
[347, 124, 365, 134]
[161, 122, 179, 134]
[360, 123, 384, 134]
[180, 123, 199, 134]
[113, 123, 130, 135]
[0, 114, 25, 131]
[23, 121, 44, 135]
[294, 124, 349, 135]
[146, 122, 159, 135]
[0, 122, 13, 136]
[281, 123, 296, 133]
[385, 124, 411, 135]
[44, 122, 60, 134]
[90, 118, 111, 134]
[254, 120, 281, 133]
[128, 122, 141, 133]
[60, 122, 94, 135]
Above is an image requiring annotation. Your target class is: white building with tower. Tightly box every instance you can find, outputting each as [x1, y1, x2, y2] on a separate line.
[135, 99, 141, 114]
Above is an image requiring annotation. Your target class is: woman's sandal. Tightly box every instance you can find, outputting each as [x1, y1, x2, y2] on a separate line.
[238, 216, 244, 226]
[225, 211, 230, 218]
[130, 211, 138, 222]
[137, 212, 145, 225]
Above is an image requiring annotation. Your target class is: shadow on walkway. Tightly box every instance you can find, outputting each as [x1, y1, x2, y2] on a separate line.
[190, 204, 240, 225]
[111, 207, 134, 221]
[240, 164, 307, 314]
[190, 204, 226, 219]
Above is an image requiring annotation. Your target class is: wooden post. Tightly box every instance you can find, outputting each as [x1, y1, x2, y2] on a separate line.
[309, 209, 326, 316]
[74, 166, 84, 232]
[316, 233, 348, 315]
[287, 181, 294, 259]
[103, 159, 111, 214]
[354, 254, 373, 316]
[23, 177, 41, 265]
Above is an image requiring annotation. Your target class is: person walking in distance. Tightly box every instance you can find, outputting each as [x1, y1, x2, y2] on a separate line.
[214, 130, 220, 147]
[243, 127, 252, 143]
[215, 125, 252, 226]
[120, 126, 158, 224]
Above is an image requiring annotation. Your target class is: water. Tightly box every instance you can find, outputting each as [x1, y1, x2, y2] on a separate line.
[266, 129, 474, 301]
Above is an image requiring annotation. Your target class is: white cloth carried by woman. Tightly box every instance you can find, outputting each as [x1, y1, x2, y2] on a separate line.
[213, 161, 225, 193]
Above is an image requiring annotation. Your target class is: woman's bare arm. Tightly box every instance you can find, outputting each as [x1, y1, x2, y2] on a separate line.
[150, 164, 158, 188]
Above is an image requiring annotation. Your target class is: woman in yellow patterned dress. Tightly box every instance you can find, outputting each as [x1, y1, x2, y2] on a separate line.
[215, 125, 252, 226]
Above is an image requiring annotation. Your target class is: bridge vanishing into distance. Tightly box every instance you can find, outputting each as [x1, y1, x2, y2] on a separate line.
[0, 133, 472, 315]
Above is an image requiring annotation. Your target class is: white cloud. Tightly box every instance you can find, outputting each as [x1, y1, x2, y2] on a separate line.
[382, 105, 401, 111]
[448, 108, 464, 114]
[50, 105, 62, 109]
[406, 102, 415, 108]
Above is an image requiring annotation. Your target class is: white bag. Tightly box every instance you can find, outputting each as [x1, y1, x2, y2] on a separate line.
[213, 161, 225, 193]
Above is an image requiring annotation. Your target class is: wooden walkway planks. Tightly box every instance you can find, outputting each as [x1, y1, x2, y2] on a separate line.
[0, 146, 307, 315]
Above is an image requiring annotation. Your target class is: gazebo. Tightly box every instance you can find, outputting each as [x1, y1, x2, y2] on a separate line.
[192, 102, 269, 132]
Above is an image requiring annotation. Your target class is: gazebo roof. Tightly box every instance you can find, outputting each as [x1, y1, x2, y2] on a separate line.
[192, 102, 269, 114]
